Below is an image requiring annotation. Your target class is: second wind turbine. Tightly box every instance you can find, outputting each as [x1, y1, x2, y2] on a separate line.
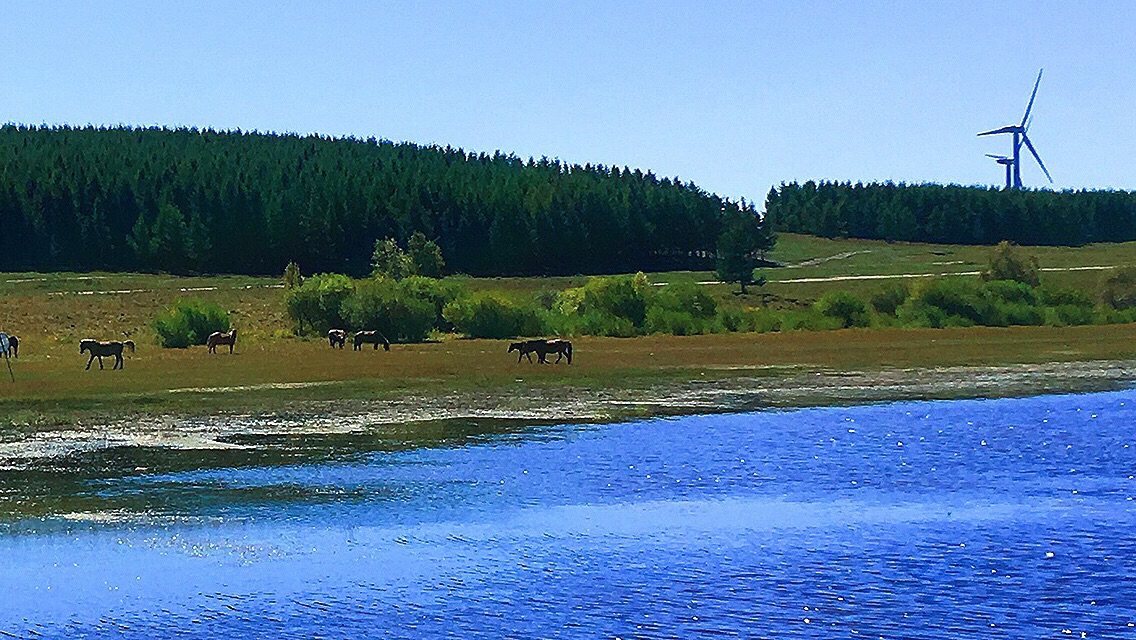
[978, 69, 1054, 190]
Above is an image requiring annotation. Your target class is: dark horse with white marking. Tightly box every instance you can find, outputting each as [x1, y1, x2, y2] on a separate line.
[353, 330, 391, 351]
[4, 335, 17, 358]
[81, 339, 135, 370]
[328, 329, 348, 349]
[207, 329, 237, 354]
[508, 339, 572, 364]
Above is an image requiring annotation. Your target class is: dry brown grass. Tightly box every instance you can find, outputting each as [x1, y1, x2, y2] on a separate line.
[4, 267, 1136, 427]
[5, 321, 1136, 426]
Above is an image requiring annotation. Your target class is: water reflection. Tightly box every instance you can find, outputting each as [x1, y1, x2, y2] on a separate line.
[2, 392, 1136, 638]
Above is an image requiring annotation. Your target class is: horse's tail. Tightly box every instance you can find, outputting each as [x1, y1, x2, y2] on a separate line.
[381, 333, 391, 351]
[565, 341, 572, 364]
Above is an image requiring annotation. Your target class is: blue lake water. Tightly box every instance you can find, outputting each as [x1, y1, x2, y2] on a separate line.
[3, 390, 1136, 638]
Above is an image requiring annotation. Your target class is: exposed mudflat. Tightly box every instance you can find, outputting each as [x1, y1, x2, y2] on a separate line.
[3, 359, 1134, 467]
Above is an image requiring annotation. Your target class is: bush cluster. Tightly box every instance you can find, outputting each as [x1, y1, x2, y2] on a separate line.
[287, 274, 464, 342]
[152, 299, 231, 348]
[281, 265, 1136, 344]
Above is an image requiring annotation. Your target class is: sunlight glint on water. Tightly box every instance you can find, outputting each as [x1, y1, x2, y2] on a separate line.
[2, 390, 1136, 638]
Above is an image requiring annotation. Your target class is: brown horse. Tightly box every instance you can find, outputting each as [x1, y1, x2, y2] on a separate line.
[206, 329, 237, 354]
[353, 330, 391, 351]
[328, 329, 347, 348]
[80, 339, 135, 370]
[508, 339, 572, 364]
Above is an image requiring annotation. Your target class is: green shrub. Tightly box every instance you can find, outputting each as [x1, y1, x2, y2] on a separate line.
[443, 293, 543, 339]
[656, 281, 717, 319]
[750, 309, 785, 333]
[717, 307, 756, 333]
[400, 276, 467, 330]
[343, 277, 436, 342]
[772, 309, 838, 331]
[983, 279, 1039, 305]
[569, 273, 654, 328]
[152, 299, 231, 348]
[1039, 287, 1094, 308]
[870, 283, 908, 315]
[645, 307, 704, 336]
[814, 291, 871, 328]
[997, 302, 1045, 326]
[1045, 304, 1097, 327]
[1101, 266, 1136, 310]
[285, 273, 355, 333]
[896, 299, 956, 328]
[903, 278, 1000, 326]
[981, 240, 1040, 286]
[550, 311, 638, 338]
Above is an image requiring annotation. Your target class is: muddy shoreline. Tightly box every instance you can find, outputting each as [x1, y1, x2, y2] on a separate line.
[3, 360, 1135, 469]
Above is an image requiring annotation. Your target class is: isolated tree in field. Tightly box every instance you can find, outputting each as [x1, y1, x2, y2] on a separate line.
[716, 211, 771, 294]
[407, 231, 445, 278]
[981, 240, 1039, 286]
[371, 238, 413, 280]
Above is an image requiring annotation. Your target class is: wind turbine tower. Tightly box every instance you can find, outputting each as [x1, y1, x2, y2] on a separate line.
[978, 69, 1054, 189]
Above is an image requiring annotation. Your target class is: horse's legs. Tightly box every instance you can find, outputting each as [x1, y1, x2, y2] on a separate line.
[229, 342, 234, 354]
[554, 351, 563, 364]
[86, 353, 95, 370]
[97, 355, 104, 370]
[114, 353, 123, 369]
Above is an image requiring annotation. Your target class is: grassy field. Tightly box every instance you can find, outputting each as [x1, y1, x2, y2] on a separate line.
[3, 233, 1136, 426]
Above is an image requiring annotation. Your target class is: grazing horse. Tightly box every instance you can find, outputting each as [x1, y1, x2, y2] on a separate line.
[80, 339, 135, 370]
[328, 329, 347, 349]
[353, 330, 391, 351]
[508, 339, 572, 364]
[4, 335, 16, 358]
[207, 329, 237, 354]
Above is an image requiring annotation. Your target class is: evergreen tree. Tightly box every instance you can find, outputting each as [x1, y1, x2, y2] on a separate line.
[716, 212, 765, 294]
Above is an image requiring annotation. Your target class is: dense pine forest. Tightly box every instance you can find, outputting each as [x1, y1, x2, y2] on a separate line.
[0, 125, 751, 276]
[765, 181, 1136, 246]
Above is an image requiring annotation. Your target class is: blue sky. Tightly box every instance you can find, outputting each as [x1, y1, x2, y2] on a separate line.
[2, 1, 1132, 205]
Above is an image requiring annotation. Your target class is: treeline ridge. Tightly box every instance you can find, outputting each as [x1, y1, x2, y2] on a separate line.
[0, 125, 753, 276]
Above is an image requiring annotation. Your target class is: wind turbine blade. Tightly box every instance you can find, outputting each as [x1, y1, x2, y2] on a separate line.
[1020, 134, 1053, 183]
[985, 154, 1007, 159]
[978, 126, 1017, 136]
[1020, 68, 1043, 127]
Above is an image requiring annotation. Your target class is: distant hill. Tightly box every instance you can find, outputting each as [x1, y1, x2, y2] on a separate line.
[766, 181, 1136, 246]
[0, 125, 756, 276]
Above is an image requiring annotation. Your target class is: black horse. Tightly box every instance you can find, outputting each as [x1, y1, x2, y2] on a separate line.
[80, 339, 135, 370]
[328, 329, 348, 348]
[4, 335, 17, 358]
[353, 330, 391, 351]
[508, 339, 572, 364]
